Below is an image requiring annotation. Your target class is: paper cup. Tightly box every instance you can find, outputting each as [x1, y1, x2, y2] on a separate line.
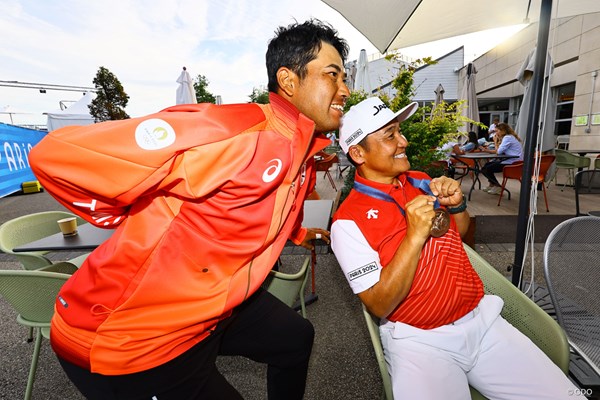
[57, 217, 78, 236]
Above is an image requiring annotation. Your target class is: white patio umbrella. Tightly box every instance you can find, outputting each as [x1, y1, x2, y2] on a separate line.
[514, 47, 556, 152]
[433, 84, 445, 117]
[354, 49, 372, 93]
[434, 84, 445, 107]
[176, 67, 197, 105]
[460, 63, 480, 136]
[346, 61, 357, 91]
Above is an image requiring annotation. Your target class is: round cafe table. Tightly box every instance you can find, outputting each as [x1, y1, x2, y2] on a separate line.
[451, 153, 518, 200]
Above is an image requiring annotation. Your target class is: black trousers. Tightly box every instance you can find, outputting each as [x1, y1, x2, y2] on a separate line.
[481, 160, 505, 186]
[58, 288, 314, 400]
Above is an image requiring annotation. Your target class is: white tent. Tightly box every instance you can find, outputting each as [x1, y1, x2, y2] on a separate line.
[45, 92, 96, 131]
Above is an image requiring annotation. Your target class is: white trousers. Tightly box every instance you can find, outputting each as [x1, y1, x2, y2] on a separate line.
[380, 295, 584, 400]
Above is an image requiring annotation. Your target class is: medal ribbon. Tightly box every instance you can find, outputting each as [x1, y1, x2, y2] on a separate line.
[353, 177, 440, 216]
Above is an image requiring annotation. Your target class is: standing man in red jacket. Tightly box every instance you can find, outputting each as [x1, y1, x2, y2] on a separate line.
[30, 19, 348, 399]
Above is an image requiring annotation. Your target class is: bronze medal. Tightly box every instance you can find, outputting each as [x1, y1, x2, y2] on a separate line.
[430, 208, 450, 237]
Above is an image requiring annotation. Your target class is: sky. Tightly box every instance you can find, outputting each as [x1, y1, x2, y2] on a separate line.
[0, 0, 526, 127]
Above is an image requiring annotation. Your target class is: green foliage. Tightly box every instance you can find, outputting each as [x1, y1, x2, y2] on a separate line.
[249, 86, 270, 104]
[89, 66, 130, 122]
[194, 74, 216, 104]
[343, 90, 368, 112]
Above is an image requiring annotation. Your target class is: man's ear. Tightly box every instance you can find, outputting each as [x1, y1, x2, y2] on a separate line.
[348, 145, 365, 166]
[276, 67, 297, 97]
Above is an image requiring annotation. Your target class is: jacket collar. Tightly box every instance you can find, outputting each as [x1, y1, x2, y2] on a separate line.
[268, 92, 330, 172]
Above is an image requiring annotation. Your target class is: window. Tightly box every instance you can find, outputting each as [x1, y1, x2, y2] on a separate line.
[554, 82, 575, 136]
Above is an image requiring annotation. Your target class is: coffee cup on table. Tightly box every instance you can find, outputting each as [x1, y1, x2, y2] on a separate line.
[57, 217, 78, 237]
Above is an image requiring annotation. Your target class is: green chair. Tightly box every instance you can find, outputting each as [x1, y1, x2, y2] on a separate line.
[0, 267, 71, 400]
[0, 211, 88, 270]
[362, 303, 393, 400]
[263, 255, 310, 318]
[464, 244, 570, 373]
[362, 244, 570, 400]
[552, 149, 591, 191]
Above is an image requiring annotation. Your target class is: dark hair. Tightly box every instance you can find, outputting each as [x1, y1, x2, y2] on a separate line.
[266, 19, 349, 93]
[467, 131, 478, 145]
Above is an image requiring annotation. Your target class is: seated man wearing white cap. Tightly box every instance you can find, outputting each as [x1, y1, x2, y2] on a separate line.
[330, 97, 583, 399]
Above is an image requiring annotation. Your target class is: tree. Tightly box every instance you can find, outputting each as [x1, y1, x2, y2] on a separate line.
[89, 66, 130, 122]
[194, 74, 216, 104]
[248, 86, 270, 104]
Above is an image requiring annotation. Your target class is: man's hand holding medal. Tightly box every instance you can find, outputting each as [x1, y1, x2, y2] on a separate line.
[404, 176, 465, 239]
[428, 176, 464, 237]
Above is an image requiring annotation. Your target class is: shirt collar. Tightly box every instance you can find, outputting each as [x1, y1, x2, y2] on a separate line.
[354, 172, 408, 194]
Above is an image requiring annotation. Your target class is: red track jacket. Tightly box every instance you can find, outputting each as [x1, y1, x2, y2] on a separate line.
[30, 93, 329, 374]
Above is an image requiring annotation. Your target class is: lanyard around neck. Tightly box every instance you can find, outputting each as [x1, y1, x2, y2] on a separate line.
[353, 177, 440, 216]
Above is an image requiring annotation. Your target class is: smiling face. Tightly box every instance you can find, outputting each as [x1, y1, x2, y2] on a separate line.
[277, 42, 349, 132]
[350, 120, 410, 184]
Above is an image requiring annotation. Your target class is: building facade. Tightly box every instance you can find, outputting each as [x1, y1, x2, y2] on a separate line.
[463, 12, 600, 151]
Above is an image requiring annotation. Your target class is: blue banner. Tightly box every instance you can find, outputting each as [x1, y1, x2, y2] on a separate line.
[0, 123, 47, 198]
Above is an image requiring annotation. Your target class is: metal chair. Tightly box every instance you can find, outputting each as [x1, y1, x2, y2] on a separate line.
[551, 149, 591, 191]
[362, 243, 571, 400]
[0, 211, 88, 270]
[315, 151, 338, 191]
[0, 267, 71, 400]
[497, 155, 555, 212]
[361, 303, 393, 400]
[337, 150, 353, 179]
[574, 170, 600, 216]
[263, 255, 310, 318]
[452, 155, 478, 187]
[543, 216, 600, 378]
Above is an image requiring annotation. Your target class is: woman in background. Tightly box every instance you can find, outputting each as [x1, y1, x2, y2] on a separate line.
[480, 123, 523, 195]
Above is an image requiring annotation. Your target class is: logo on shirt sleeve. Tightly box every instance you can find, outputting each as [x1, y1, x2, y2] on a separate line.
[348, 262, 378, 281]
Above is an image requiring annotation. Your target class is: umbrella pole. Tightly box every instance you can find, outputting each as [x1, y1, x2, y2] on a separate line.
[511, 0, 553, 287]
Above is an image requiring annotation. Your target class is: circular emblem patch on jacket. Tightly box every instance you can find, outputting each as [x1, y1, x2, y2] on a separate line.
[135, 119, 176, 150]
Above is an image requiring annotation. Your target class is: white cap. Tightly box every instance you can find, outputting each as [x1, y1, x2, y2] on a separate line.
[339, 97, 418, 153]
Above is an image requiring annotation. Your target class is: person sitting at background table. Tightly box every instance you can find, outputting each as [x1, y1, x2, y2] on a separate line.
[451, 131, 484, 155]
[438, 131, 483, 178]
[480, 122, 523, 195]
[488, 117, 500, 140]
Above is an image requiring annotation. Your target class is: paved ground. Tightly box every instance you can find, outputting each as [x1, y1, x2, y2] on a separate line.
[0, 179, 596, 399]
